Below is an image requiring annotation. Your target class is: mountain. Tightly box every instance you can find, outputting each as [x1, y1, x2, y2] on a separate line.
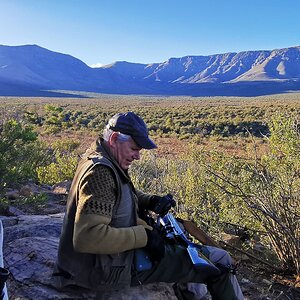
[1, 44, 300, 97]
[115, 47, 300, 84]
[0, 45, 105, 91]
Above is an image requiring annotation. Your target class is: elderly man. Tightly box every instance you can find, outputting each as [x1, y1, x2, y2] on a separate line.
[54, 112, 243, 300]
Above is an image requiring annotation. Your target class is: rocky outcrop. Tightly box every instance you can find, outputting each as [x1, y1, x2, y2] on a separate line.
[2, 214, 177, 300]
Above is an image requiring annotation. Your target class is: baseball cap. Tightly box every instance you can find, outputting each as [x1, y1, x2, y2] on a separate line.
[107, 112, 157, 149]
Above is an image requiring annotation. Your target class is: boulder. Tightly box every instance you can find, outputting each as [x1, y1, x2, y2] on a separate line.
[52, 180, 71, 195]
[5, 190, 20, 200]
[19, 185, 34, 197]
[1, 214, 177, 300]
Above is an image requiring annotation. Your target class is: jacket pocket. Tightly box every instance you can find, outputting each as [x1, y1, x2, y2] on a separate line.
[93, 252, 133, 287]
[105, 266, 125, 285]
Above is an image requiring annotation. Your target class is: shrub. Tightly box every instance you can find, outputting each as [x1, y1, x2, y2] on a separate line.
[36, 136, 80, 186]
[0, 119, 49, 191]
[37, 151, 78, 185]
[196, 115, 300, 275]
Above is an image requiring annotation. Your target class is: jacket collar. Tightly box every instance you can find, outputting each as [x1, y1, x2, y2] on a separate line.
[86, 137, 131, 182]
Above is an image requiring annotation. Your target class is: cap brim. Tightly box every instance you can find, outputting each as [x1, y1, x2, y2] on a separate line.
[133, 136, 157, 149]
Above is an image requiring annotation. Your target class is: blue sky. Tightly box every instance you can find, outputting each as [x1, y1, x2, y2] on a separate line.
[0, 0, 299, 67]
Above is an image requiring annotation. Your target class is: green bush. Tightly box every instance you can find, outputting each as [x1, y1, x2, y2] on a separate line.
[51, 139, 80, 153]
[0, 119, 49, 190]
[36, 138, 80, 185]
[186, 115, 300, 275]
[0, 118, 78, 193]
[37, 151, 78, 185]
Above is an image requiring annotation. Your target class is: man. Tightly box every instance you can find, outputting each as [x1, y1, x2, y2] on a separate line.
[54, 112, 243, 300]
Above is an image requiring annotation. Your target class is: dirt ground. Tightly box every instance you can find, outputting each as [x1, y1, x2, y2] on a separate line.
[233, 261, 299, 300]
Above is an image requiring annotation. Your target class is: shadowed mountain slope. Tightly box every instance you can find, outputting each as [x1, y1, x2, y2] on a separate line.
[1, 44, 300, 96]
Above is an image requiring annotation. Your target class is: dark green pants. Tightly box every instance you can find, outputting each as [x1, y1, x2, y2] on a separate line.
[131, 244, 243, 300]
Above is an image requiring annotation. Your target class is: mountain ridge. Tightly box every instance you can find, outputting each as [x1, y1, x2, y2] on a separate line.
[1, 44, 300, 97]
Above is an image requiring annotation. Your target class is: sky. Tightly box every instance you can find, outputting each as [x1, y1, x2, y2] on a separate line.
[0, 0, 299, 67]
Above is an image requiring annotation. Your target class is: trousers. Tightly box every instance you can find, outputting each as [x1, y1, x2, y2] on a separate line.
[131, 244, 244, 300]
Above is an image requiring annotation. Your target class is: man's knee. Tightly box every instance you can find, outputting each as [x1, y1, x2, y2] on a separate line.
[204, 246, 232, 266]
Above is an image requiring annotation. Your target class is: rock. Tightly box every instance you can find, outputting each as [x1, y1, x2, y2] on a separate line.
[7, 206, 25, 216]
[2, 214, 177, 300]
[19, 185, 33, 197]
[23, 182, 52, 195]
[5, 190, 20, 200]
[252, 242, 266, 253]
[3, 214, 63, 243]
[42, 193, 67, 214]
[97, 283, 177, 300]
[221, 233, 242, 248]
[241, 278, 250, 284]
[52, 180, 71, 194]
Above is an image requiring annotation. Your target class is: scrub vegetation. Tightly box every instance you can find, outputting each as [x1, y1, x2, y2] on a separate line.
[0, 94, 300, 278]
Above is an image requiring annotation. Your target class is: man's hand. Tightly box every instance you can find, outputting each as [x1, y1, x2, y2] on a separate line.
[145, 228, 165, 263]
[150, 194, 176, 216]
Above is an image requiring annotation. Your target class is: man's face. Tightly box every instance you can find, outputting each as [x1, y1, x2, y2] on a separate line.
[110, 134, 142, 170]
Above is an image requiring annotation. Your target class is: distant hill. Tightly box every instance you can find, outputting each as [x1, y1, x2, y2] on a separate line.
[1, 44, 300, 97]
